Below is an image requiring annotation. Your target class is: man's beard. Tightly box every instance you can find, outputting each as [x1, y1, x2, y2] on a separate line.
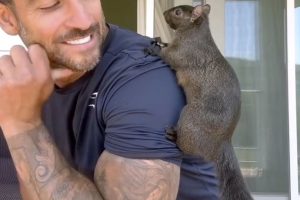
[19, 23, 103, 72]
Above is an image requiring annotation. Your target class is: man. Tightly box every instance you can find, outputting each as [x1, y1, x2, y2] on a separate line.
[0, 0, 219, 199]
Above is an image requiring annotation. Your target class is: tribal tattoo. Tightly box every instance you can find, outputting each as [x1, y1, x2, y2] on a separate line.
[6, 124, 180, 200]
[94, 151, 180, 200]
[6, 124, 103, 200]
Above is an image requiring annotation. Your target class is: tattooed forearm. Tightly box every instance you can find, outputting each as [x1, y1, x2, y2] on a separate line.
[94, 151, 180, 200]
[5, 124, 180, 200]
[6, 124, 103, 200]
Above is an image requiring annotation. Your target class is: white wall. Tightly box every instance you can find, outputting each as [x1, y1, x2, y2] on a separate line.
[174, 0, 192, 5]
[206, 0, 225, 54]
[0, 29, 24, 56]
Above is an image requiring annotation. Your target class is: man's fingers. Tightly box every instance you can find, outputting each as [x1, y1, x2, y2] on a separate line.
[28, 45, 54, 96]
[28, 44, 50, 71]
[0, 55, 15, 78]
[10, 45, 32, 68]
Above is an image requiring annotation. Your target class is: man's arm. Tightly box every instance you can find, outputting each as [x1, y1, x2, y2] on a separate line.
[6, 124, 103, 200]
[95, 151, 180, 200]
[6, 123, 180, 200]
[0, 44, 103, 199]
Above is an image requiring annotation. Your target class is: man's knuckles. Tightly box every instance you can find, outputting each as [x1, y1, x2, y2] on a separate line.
[9, 44, 50, 71]
[0, 45, 51, 81]
[28, 44, 50, 69]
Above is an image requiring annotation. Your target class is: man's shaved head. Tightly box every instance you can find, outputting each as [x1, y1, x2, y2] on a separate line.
[0, 0, 11, 5]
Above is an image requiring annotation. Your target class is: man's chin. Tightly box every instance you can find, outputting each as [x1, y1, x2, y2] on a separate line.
[49, 55, 99, 72]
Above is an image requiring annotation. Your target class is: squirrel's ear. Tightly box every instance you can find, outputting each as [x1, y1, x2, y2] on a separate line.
[202, 4, 211, 15]
[191, 4, 210, 22]
[0, 4, 19, 35]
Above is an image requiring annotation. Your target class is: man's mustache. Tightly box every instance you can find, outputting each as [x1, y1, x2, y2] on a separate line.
[57, 24, 100, 42]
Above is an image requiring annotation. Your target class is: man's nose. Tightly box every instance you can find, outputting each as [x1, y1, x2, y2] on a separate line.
[65, 0, 93, 30]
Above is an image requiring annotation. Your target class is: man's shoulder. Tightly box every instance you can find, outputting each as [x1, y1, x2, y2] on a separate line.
[95, 25, 169, 93]
[104, 24, 155, 60]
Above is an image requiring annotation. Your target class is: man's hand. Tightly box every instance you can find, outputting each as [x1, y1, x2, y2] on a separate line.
[0, 44, 54, 136]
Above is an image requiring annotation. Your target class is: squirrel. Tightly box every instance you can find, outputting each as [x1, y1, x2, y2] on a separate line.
[158, 4, 253, 200]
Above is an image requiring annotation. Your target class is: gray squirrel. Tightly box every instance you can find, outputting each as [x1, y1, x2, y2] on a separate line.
[158, 4, 253, 200]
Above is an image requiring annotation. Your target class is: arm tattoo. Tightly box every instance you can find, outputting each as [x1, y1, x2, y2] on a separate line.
[94, 151, 180, 200]
[6, 124, 103, 200]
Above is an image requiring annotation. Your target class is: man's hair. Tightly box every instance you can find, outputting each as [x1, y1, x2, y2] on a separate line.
[0, 0, 11, 4]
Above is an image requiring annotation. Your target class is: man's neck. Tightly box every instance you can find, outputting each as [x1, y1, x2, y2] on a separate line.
[51, 68, 87, 88]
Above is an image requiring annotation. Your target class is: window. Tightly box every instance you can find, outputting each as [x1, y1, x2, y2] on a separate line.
[225, 1, 259, 60]
[153, 0, 290, 198]
[295, 4, 300, 195]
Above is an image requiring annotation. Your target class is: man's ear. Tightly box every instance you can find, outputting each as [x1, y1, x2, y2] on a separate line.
[191, 4, 211, 22]
[0, 4, 19, 35]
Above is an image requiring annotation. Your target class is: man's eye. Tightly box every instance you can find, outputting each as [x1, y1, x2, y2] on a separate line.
[40, 1, 60, 10]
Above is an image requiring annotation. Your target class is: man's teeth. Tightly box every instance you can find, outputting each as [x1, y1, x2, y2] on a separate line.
[66, 35, 91, 45]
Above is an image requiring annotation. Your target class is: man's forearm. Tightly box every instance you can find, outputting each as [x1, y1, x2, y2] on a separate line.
[5, 124, 103, 200]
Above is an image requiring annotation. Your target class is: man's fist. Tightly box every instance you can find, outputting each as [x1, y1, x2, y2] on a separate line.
[0, 44, 54, 137]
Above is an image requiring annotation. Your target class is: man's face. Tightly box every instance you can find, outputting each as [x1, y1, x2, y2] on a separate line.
[12, 0, 107, 71]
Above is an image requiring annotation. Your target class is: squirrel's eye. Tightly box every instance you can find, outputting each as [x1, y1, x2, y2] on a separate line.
[175, 9, 182, 16]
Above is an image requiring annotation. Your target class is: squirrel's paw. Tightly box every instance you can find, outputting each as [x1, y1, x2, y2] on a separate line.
[165, 127, 178, 142]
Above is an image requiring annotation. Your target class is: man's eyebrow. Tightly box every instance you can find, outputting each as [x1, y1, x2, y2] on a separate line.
[25, 0, 40, 6]
[30, 0, 39, 4]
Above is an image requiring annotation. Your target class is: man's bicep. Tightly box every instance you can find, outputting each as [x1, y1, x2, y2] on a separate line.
[94, 150, 180, 200]
[103, 67, 185, 160]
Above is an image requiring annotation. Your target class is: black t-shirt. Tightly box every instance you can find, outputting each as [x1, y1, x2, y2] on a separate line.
[0, 24, 219, 199]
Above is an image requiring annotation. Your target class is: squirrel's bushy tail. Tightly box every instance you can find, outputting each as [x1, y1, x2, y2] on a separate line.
[216, 141, 253, 200]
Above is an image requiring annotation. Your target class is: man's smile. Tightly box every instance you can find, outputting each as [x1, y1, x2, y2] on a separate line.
[64, 35, 92, 45]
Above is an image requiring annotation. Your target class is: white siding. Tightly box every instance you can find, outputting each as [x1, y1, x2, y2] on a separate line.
[0, 29, 24, 56]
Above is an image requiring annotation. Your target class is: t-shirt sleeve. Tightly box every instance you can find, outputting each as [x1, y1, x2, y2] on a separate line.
[102, 65, 185, 164]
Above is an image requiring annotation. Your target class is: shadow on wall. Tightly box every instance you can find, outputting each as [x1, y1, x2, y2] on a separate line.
[102, 0, 137, 32]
